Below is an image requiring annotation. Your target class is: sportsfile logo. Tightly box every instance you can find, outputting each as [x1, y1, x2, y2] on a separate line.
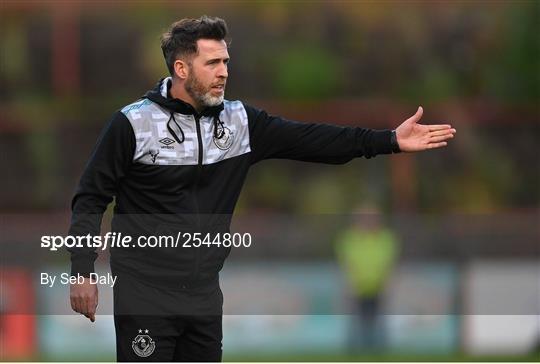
[159, 137, 175, 149]
[40, 232, 253, 250]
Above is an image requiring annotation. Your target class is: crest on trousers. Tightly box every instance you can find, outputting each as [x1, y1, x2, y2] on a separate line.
[132, 329, 155, 357]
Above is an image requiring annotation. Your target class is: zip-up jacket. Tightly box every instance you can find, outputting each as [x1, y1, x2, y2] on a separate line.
[68, 77, 397, 289]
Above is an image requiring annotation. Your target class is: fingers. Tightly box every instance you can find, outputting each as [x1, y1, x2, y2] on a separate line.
[85, 311, 95, 323]
[70, 295, 80, 314]
[72, 296, 84, 316]
[425, 127, 455, 148]
[430, 128, 456, 136]
[89, 295, 97, 322]
[82, 295, 97, 322]
[72, 295, 88, 318]
[428, 124, 453, 131]
[83, 296, 91, 320]
[427, 141, 448, 149]
[429, 134, 454, 143]
[70, 284, 97, 322]
[78, 297, 96, 322]
[428, 126, 456, 144]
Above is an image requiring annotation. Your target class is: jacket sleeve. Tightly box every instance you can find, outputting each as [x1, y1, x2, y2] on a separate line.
[67, 111, 135, 276]
[244, 103, 396, 164]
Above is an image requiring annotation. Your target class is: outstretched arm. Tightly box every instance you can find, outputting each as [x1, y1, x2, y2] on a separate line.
[245, 104, 396, 164]
[395, 106, 456, 152]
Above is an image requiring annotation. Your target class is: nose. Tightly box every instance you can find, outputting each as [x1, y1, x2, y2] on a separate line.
[217, 62, 228, 79]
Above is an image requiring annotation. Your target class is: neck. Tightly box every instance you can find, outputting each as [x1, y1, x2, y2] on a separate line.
[170, 78, 202, 112]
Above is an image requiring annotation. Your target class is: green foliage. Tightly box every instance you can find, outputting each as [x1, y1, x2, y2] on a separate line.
[480, 2, 540, 101]
[272, 45, 344, 100]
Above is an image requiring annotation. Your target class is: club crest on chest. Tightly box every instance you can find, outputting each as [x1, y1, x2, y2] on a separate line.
[213, 125, 234, 150]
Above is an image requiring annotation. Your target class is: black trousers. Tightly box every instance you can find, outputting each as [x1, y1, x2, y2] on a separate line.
[113, 272, 223, 362]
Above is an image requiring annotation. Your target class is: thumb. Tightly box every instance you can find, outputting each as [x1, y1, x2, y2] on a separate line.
[406, 106, 423, 124]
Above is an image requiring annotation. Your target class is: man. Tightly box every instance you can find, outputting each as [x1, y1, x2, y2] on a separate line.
[68, 16, 456, 362]
[335, 209, 399, 352]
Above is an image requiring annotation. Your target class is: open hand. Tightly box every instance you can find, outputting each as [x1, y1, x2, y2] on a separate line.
[395, 106, 456, 152]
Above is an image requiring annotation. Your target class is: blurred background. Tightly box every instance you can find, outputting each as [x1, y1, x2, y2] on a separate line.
[1, 0, 539, 361]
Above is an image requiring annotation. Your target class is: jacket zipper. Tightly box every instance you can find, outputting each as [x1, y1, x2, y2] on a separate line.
[192, 114, 203, 282]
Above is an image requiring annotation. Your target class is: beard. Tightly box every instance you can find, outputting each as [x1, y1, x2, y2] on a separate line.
[185, 69, 224, 108]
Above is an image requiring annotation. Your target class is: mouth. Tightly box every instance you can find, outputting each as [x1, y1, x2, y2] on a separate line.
[211, 84, 225, 92]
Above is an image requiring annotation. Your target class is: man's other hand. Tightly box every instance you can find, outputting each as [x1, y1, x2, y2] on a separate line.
[70, 277, 98, 322]
[395, 106, 456, 152]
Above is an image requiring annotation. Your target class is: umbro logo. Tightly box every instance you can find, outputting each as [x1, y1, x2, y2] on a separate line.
[159, 137, 175, 146]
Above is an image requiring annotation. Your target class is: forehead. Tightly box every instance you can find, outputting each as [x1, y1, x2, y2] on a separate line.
[195, 39, 229, 60]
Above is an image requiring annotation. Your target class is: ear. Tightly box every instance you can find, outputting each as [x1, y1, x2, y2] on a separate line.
[173, 59, 189, 80]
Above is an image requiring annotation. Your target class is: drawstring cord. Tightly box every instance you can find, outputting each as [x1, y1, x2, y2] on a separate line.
[166, 112, 225, 144]
[166, 112, 185, 143]
[213, 116, 225, 139]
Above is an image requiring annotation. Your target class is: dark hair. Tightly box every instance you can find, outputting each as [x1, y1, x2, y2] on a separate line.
[161, 15, 228, 76]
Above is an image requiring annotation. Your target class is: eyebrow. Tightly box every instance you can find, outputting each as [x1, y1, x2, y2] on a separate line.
[206, 57, 230, 64]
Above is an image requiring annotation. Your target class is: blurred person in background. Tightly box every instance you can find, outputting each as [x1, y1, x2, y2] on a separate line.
[335, 207, 399, 353]
[67, 15, 456, 362]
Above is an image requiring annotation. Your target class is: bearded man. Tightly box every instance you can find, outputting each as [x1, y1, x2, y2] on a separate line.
[67, 15, 456, 362]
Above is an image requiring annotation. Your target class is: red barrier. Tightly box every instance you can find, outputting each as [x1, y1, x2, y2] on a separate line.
[0, 268, 36, 360]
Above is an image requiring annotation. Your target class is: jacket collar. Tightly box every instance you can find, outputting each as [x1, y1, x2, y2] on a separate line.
[143, 77, 224, 117]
